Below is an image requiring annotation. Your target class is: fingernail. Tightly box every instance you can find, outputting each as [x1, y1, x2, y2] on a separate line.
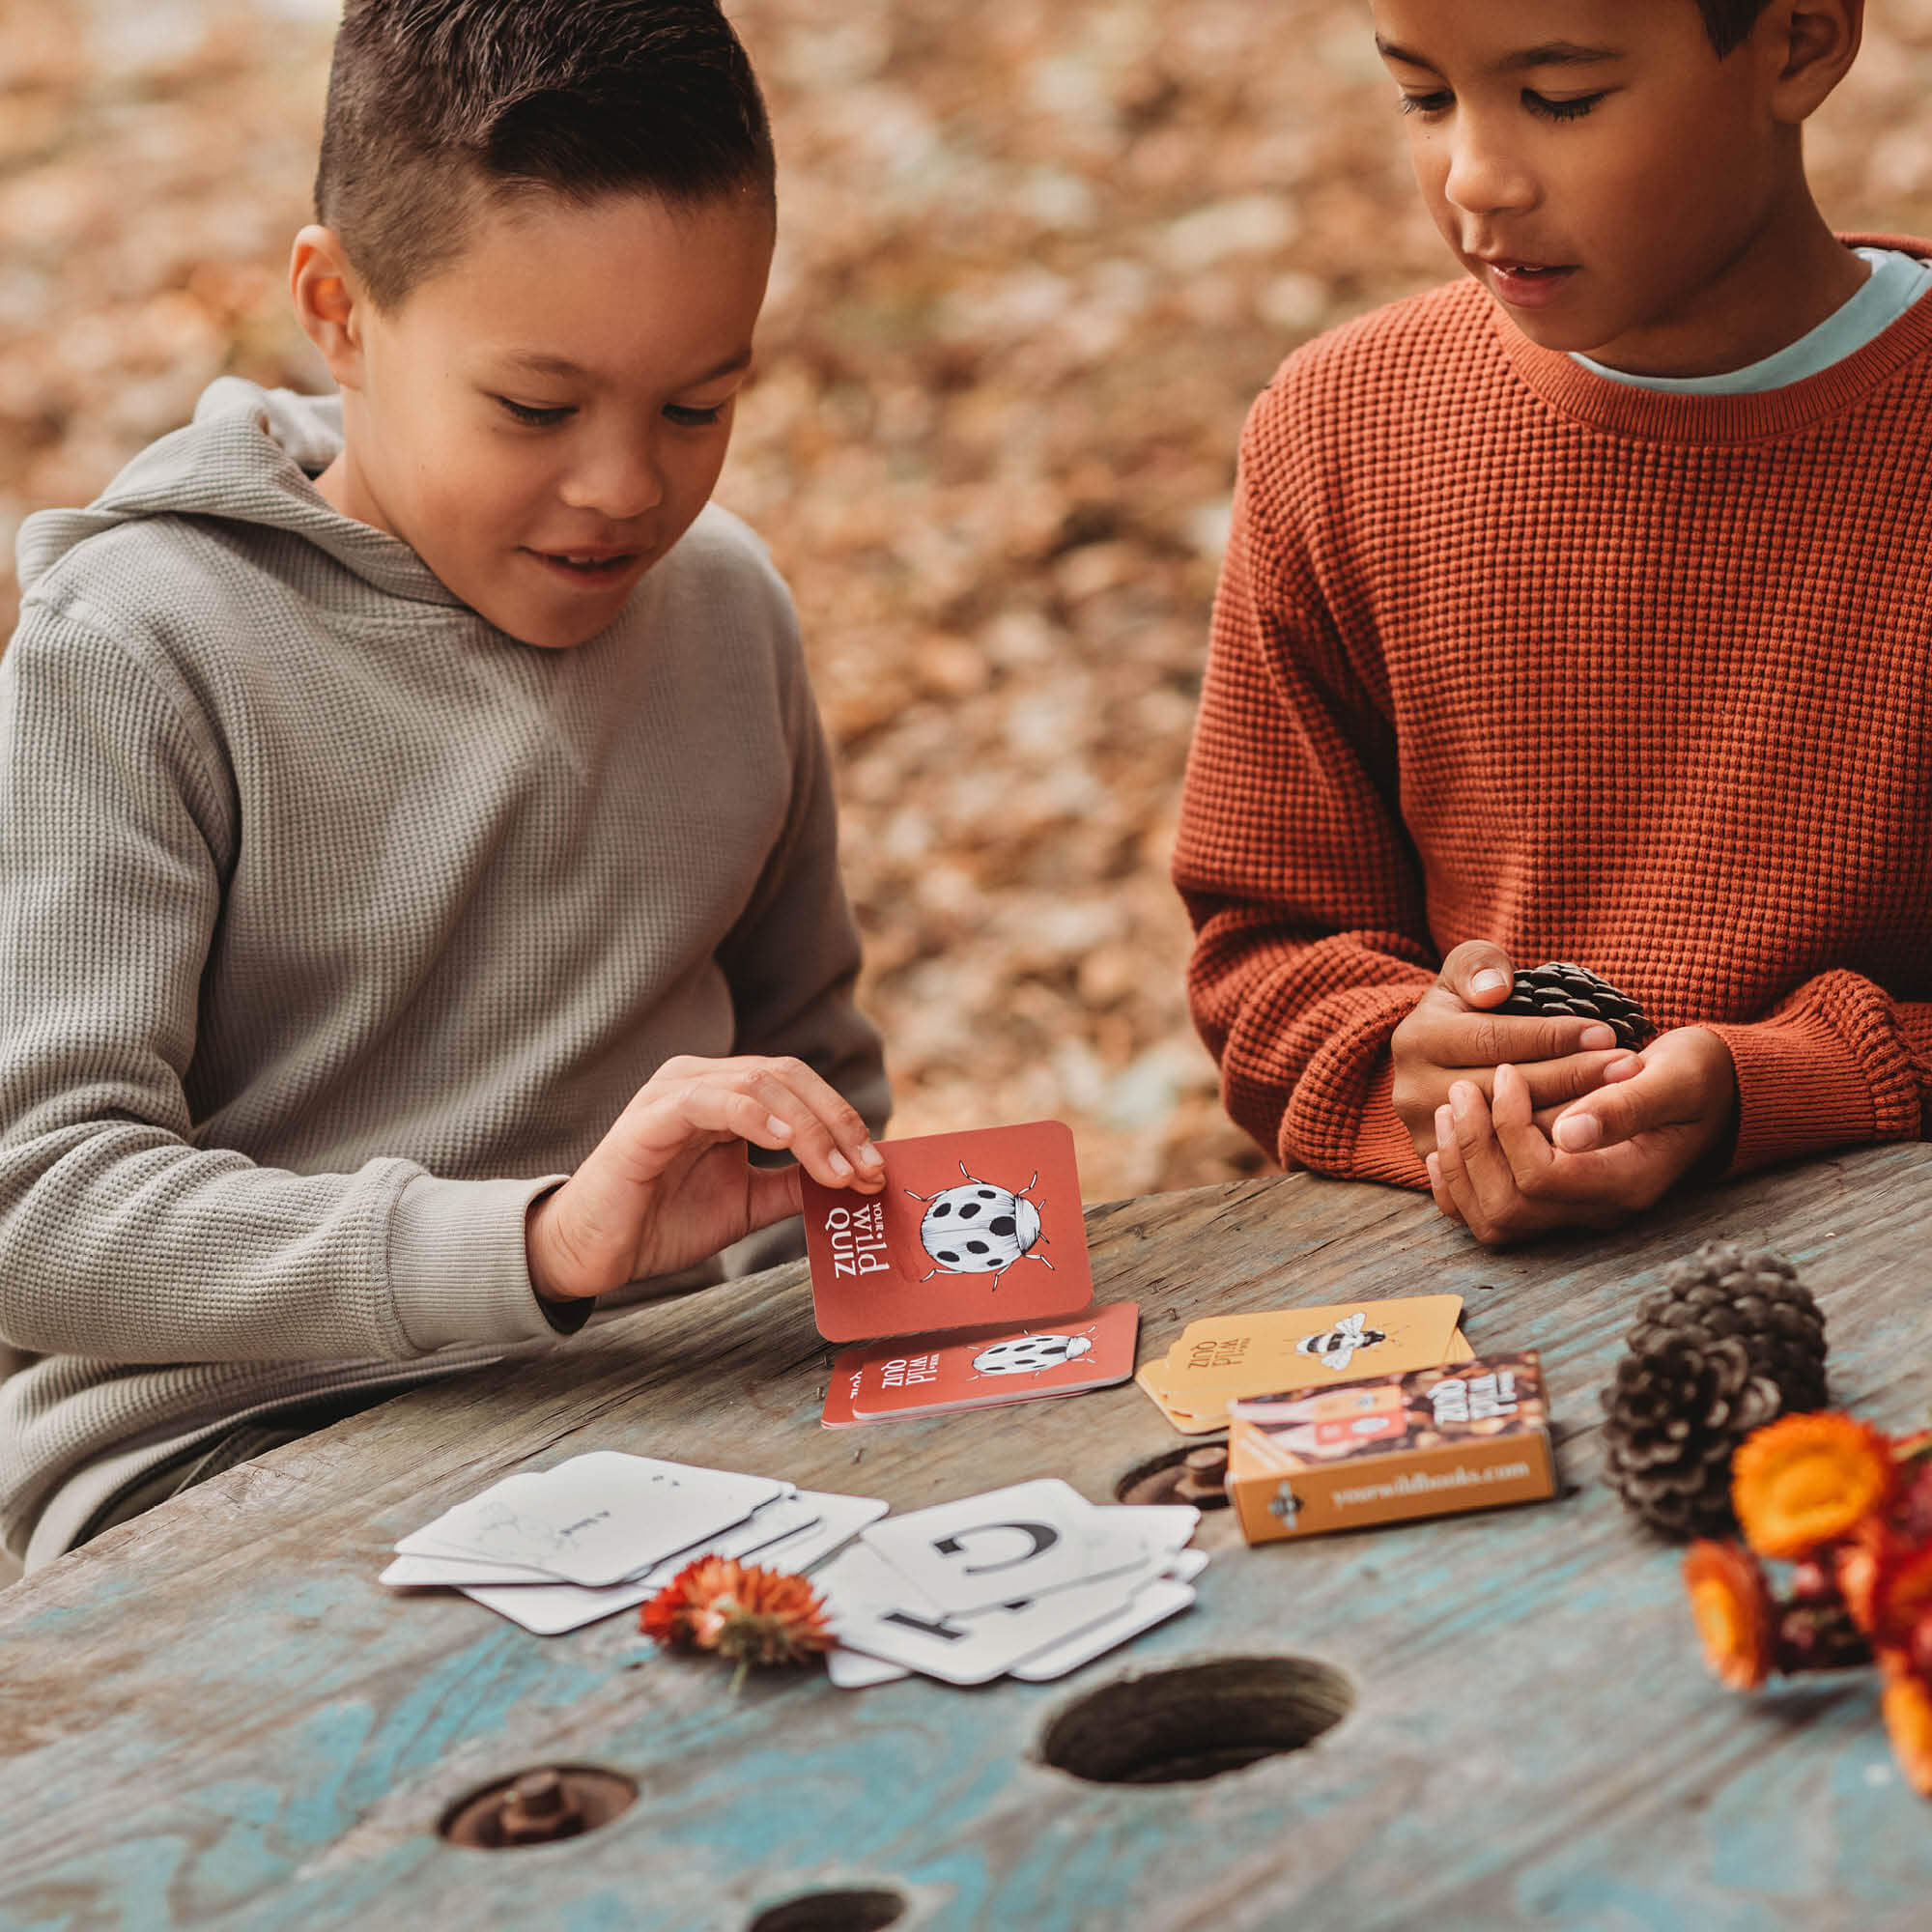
[765, 1114, 792, 1138]
[1581, 1024, 1615, 1050]
[1435, 1104, 1454, 1139]
[856, 1142, 883, 1170]
[828, 1150, 853, 1177]
[1450, 1082, 1473, 1119]
[1471, 969, 1507, 993]
[1556, 1115, 1601, 1151]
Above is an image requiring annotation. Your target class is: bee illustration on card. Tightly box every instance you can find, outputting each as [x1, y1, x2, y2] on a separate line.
[1295, 1311, 1390, 1374]
[906, 1162, 1054, 1289]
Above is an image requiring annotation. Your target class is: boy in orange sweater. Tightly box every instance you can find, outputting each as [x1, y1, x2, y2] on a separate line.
[1174, 0, 1931, 1244]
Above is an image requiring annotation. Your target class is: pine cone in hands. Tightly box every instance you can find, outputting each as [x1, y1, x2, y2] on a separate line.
[1602, 1242, 1829, 1539]
[1498, 961, 1656, 1051]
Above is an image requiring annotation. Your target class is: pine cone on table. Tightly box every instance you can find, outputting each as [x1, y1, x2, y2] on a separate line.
[1602, 1241, 1829, 1539]
[1498, 961, 1656, 1051]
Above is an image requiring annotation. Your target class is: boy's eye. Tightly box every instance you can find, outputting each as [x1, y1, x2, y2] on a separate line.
[1397, 90, 1453, 118]
[1524, 91, 1605, 122]
[497, 397, 574, 427]
[664, 401, 728, 428]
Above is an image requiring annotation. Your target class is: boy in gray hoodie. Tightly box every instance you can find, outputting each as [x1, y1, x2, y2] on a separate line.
[0, 0, 890, 1571]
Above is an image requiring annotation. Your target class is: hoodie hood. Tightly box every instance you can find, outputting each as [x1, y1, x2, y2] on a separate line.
[15, 378, 463, 609]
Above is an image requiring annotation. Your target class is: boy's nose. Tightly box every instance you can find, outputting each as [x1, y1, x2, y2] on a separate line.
[559, 441, 666, 521]
[1441, 128, 1536, 219]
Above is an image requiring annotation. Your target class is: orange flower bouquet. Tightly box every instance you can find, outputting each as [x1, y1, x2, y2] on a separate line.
[640, 1556, 834, 1690]
[1682, 1411, 1932, 1795]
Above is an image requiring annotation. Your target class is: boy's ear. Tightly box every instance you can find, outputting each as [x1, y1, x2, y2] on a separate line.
[1763, 0, 1863, 123]
[290, 225, 370, 390]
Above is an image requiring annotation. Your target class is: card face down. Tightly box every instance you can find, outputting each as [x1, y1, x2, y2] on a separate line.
[835, 1301, 1139, 1421]
[802, 1121, 1094, 1342]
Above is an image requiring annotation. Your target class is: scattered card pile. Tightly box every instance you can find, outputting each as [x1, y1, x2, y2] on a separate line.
[822, 1299, 1140, 1427]
[1135, 1294, 1473, 1433]
[380, 1451, 886, 1636]
[812, 1478, 1207, 1686]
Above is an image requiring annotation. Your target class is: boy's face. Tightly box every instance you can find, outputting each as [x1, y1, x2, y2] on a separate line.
[308, 189, 773, 650]
[1371, 0, 1818, 374]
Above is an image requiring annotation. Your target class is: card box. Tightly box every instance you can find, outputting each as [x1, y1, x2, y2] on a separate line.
[802, 1120, 1094, 1343]
[1224, 1351, 1555, 1545]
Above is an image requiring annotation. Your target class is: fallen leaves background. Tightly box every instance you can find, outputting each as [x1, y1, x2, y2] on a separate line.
[5, 0, 1932, 1204]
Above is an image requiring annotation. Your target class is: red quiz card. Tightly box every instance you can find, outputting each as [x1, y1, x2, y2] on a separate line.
[841, 1301, 1141, 1422]
[800, 1120, 1094, 1343]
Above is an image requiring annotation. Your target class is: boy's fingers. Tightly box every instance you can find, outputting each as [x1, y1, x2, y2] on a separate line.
[1407, 998, 1618, 1069]
[731, 1065, 881, 1190]
[1440, 939, 1517, 1007]
[1553, 1065, 1674, 1152]
[1491, 1063, 1565, 1194]
[1443, 1082, 1521, 1229]
[745, 1163, 806, 1230]
[1425, 1150, 1463, 1224]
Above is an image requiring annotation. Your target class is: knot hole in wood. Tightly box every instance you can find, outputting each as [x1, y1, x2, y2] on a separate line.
[1037, 1657, 1354, 1785]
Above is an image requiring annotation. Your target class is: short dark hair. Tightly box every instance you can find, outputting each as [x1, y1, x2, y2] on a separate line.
[315, 0, 775, 309]
[1695, 0, 1776, 56]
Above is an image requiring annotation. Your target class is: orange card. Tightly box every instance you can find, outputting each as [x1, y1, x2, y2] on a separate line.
[1162, 1295, 1465, 1403]
[801, 1121, 1094, 1342]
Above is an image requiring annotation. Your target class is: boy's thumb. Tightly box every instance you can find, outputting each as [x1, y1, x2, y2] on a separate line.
[1440, 940, 1516, 1007]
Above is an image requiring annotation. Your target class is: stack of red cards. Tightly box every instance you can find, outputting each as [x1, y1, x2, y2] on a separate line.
[803, 1122, 1140, 1427]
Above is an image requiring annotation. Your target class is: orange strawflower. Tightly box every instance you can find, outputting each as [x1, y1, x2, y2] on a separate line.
[1683, 1541, 1776, 1690]
[640, 1556, 833, 1686]
[1731, 1412, 1894, 1560]
[1880, 1663, 1932, 1798]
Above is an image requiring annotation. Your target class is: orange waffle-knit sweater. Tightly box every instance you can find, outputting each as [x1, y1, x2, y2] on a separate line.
[1174, 239, 1932, 1189]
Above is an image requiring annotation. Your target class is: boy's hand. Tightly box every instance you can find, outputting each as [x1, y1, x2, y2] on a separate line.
[1424, 1030, 1739, 1245]
[1391, 941, 1634, 1160]
[526, 1055, 885, 1302]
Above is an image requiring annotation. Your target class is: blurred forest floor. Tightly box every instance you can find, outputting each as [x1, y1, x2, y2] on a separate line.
[5, 0, 1932, 1203]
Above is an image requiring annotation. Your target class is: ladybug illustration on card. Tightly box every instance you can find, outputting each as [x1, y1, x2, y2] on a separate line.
[801, 1121, 1094, 1342]
[828, 1301, 1140, 1423]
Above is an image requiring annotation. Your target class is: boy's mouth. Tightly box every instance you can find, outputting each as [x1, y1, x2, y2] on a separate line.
[525, 547, 642, 583]
[1479, 258, 1578, 309]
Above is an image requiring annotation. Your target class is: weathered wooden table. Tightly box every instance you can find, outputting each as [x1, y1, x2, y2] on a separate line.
[5, 1147, 1930, 1930]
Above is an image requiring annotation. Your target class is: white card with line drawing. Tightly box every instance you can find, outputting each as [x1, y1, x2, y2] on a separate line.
[394, 1454, 788, 1587]
[1007, 1577, 1198, 1682]
[856, 1479, 1147, 1615]
[827, 1567, 1161, 1686]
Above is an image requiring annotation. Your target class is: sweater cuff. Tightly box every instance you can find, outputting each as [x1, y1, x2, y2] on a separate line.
[387, 1172, 582, 1352]
[1705, 1017, 1879, 1176]
[1348, 1056, 1433, 1188]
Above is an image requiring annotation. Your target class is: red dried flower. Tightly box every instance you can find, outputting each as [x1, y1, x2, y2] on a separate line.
[640, 1556, 833, 1684]
[1683, 1541, 1776, 1690]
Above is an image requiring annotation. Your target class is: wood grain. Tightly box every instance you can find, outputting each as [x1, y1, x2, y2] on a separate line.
[4, 1148, 1930, 1931]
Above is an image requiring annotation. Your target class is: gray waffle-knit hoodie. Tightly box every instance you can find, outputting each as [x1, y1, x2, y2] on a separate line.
[0, 379, 887, 1567]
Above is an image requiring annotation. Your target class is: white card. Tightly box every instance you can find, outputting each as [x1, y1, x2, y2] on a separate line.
[826, 1646, 912, 1689]
[1162, 1548, 1210, 1584]
[462, 1491, 889, 1639]
[1119, 1504, 1202, 1557]
[753, 1492, 890, 1575]
[858, 1479, 1132, 1614]
[398, 1454, 789, 1587]
[1008, 1579, 1197, 1681]
[381, 1550, 567, 1588]
[829, 1568, 1150, 1686]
